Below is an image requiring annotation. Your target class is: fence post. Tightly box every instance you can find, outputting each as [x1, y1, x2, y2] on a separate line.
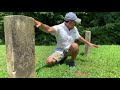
[4, 15, 36, 78]
[84, 31, 91, 56]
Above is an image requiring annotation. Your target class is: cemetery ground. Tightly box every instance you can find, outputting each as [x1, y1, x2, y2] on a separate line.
[0, 45, 120, 78]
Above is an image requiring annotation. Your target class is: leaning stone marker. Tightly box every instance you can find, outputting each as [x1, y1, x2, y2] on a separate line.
[4, 15, 36, 78]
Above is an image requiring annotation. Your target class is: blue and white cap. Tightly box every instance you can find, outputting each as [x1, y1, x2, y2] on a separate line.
[64, 12, 81, 23]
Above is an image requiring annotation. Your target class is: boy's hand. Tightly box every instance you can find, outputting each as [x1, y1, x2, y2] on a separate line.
[89, 43, 99, 48]
[32, 18, 42, 28]
[36, 22, 42, 28]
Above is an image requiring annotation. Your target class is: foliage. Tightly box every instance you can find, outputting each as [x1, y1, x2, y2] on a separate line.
[35, 27, 56, 45]
[0, 12, 120, 45]
[84, 22, 120, 45]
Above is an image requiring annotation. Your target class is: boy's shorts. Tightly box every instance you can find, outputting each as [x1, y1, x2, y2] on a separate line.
[48, 51, 70, 62]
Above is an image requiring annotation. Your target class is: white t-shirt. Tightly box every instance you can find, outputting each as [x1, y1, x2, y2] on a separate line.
[51, 22, 81, 54]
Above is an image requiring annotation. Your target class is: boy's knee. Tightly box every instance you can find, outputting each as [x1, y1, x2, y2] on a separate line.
[71, 43, 79, 48]
[46, 58, 56, 65]
[70, 43, 79, 51]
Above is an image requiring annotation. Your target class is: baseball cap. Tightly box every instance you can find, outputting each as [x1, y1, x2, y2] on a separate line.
[64, 12, 81, 24]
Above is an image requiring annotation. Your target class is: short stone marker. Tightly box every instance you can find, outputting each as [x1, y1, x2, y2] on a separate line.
[84, 31, 91, 56]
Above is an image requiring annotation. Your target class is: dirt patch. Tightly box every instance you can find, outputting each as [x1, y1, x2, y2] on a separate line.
[75, 71, 89, 76]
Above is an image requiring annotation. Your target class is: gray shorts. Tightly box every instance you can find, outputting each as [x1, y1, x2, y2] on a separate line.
[48, 51, 70, 62]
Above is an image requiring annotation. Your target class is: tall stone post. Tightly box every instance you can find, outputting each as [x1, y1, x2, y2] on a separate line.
[84, 31, 91, 56]
[4, 15, 36, 78]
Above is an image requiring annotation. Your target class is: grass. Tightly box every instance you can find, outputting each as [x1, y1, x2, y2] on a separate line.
[0, 45, 7, 78]
[0, 45, 120, 78]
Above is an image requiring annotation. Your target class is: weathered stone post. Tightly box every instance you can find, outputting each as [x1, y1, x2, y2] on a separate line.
[4, 15, 36, 78]
[84, 31, 91, 56]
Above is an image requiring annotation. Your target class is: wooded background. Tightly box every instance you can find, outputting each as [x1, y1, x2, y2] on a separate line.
[0, 12, 120, 45]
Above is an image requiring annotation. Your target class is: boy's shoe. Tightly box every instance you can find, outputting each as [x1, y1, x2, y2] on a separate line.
[59, 56, 68, 64]
[69, 60, 76, 70]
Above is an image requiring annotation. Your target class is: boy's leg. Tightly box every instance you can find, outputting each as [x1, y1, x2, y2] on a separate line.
[69, 43, 79, 67]
[59, 51, 68, 64]
[46, 51, 64, 66]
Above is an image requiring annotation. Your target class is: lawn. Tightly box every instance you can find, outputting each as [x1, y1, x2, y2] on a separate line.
[0, 45, 120, 78]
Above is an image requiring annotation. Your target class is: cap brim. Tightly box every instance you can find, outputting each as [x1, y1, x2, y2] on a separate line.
[74, 18, 81, 24]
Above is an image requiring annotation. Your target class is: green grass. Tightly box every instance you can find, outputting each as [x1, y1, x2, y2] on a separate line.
[0, 45, 7, 78]
[0, 45, 120, 78]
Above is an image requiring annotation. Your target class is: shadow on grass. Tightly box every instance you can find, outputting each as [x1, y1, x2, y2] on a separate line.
[60, 57, 89, 65]
[36, 57, 89, 73]
[36, 65, 47, 73]
[36, 63, 59, 73]
[80, 59, 89, 62]
[80, 52, 84, 56]
[36, 59, 72, 73]
[64, 59, 71, 65]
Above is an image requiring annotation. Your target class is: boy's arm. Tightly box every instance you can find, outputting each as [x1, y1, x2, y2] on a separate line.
[79, 36, 99, 48]
[33, 18, 56, 33]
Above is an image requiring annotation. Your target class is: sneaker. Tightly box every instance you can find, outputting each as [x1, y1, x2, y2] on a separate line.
[59, 56, 68, 64]
[69, 61, 76, 70]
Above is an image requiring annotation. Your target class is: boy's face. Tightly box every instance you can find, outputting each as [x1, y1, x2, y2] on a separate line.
[68, 20, 76, 29]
